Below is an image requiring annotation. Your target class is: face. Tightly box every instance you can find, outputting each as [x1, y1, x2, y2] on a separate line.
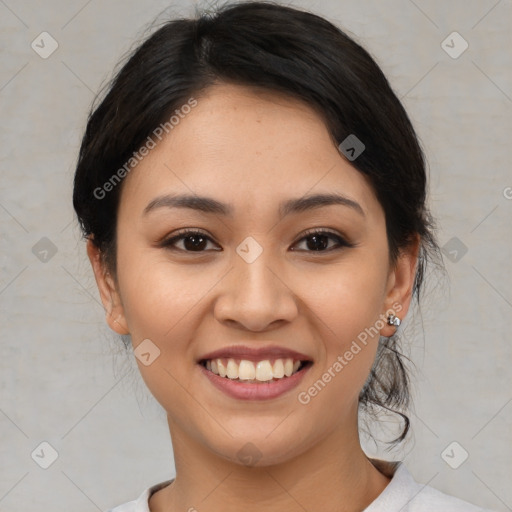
[89, 83, 417, 467]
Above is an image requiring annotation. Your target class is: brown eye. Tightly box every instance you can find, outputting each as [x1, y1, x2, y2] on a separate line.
[292, 230, 353, 252]
[161, 230, 220, 252]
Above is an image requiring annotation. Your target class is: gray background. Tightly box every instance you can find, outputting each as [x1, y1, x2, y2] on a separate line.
[1, 0, 511, 510]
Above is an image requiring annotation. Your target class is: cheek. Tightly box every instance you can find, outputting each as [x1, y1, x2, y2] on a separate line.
[293, 254, 388, 403]
[299, 251, 388, 339]
[115, 248, 223, 417]
[116, 242, 222, 339]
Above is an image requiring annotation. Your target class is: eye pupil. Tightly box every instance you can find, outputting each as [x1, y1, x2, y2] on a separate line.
[307, 234, 329, 251]
[184, 234, 207, 251]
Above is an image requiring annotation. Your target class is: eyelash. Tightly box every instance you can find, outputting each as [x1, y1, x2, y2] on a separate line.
[160, 228, 354, 253]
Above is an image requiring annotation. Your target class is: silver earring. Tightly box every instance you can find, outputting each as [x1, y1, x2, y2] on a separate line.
[387, 314, 401, 327]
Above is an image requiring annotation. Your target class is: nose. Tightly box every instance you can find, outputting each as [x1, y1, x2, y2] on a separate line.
[214, 247, 298, 332]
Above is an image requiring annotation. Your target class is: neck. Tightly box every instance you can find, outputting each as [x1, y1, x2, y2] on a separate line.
[150, 415, 391, 512]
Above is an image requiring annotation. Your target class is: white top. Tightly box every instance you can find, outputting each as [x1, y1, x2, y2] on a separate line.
[105, 461, 494, 512]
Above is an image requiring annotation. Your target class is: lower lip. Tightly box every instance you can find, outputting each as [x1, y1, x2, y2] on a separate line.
[198, 363, 312, 400]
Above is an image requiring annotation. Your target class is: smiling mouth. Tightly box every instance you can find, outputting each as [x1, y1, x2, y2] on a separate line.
[199, 358, 313, 383]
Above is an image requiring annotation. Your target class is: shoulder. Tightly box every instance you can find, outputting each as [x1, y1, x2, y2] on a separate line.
[105, 498, 139, 512]
[105, 501, 137, 512]
[366, 460, 495, 512]
[407, 481, 490, 511]
[104, 479, 174, 512]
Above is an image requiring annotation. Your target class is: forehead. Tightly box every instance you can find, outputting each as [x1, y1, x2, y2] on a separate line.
[119, 83, 379, 218]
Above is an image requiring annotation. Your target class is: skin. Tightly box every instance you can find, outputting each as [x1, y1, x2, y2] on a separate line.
[88, 83, 419, 512]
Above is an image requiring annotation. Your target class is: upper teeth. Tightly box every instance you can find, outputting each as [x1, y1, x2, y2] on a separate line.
[205, 358, 302, 381]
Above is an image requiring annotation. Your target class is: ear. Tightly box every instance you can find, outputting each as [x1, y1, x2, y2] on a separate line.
[86, 238, 130, 335]
[380, 235, 420, 337]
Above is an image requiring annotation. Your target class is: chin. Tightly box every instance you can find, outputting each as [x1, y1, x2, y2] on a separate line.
[205, 429, 314, 469]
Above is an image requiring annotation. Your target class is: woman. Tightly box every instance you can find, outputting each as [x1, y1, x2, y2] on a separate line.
[73, 2, 494, 511]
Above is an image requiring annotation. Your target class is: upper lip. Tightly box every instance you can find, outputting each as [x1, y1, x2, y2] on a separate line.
[198, 345, 313, 363]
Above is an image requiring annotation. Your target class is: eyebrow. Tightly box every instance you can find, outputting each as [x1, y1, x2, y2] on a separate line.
[143, 192, 365, 218]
